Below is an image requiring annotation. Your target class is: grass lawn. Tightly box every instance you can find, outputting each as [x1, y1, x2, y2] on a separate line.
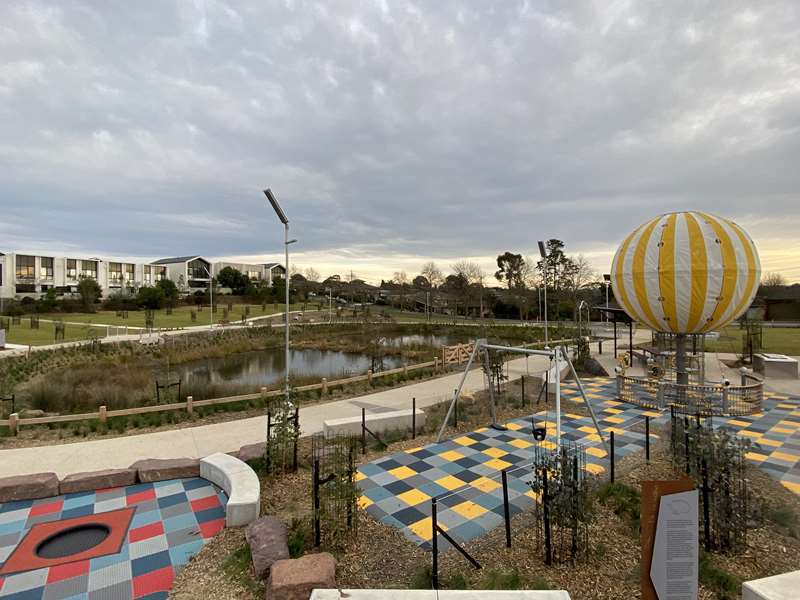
[705, 325, 800, 356]
[34, 303, 308, 330]
[4, 321, 106, 346]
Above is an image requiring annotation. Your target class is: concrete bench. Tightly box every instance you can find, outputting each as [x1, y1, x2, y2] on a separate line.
[200, 452, 260, 527]
[743, 569, 800, 599]
[323, 408, 425, 437]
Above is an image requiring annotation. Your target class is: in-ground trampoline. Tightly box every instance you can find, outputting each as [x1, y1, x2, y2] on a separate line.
[0, 477, 227, 600]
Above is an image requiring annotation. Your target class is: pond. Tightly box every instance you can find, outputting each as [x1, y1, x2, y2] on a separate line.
[161, 347, 409, 388]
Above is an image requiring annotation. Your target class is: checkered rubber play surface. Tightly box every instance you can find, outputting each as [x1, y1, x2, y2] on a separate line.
[0, 478, 227, 600]
[356, 377, 800, 550]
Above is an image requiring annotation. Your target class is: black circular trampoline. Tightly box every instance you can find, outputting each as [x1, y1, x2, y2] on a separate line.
[35, 524, 111, 559]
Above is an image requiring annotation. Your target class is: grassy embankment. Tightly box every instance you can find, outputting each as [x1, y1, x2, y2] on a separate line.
[704, 325, 800, 356]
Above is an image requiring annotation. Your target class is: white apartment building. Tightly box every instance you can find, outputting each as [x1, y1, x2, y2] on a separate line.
[212, 261, 286, 286]
[0, 252, 285, 300]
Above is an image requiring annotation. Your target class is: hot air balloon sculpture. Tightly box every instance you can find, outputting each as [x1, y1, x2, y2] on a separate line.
[611, 211, 760, 387]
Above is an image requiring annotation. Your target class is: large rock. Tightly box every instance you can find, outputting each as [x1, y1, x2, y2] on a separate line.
[238, 442, 265, 464]
[0, 472, 59, 502]
[60, 468, 136, 494]
[246, 516, 289, 579]
[130, 458, 200, 482]
[268, 553, 337, 600]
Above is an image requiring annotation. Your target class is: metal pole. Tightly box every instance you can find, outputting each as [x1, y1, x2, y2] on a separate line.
[542, 467, 552, 565]
[313, 458, 321, 547]
[436, 340, 482, 442]
[555, 346, 561, 450]
[562, 348, 608, 454]
[412, 397, 416, 439]
[431, 497, 439, 589]
[645, 416, 650, 462]
[502, 469, 511, 548]
[610, 430, 615, 483]
[284, 222, 291, 406]
[543, 266, 549, 345]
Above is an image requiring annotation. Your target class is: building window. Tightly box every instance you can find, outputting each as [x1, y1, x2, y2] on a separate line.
[188, 259, 209, 280]
[125, 264, 134, 281]
[40, 257, 54, 279]
[109, 262, 122, 284]
[66, 259, 77, 279]
[143, 265, 152, 285]
[15, 255, 35, 280]
[247, 270, 261, 280]
[154, 266, 166, 281]
[81, 260, 98, 280]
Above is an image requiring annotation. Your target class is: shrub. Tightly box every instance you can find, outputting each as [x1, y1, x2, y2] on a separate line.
[597, 482, 641, 533]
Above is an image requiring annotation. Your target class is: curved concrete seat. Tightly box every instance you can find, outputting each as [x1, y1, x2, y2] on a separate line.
[200, 452, 260, 527]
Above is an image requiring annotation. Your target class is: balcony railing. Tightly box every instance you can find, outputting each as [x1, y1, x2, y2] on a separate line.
[616, 375, 762, 416]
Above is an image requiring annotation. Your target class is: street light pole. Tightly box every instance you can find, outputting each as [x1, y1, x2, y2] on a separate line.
[538, 241, 549, 346]
[326, 287, 332, 323]
[264, 189, 294, 407]
[603, 274, 611, 324]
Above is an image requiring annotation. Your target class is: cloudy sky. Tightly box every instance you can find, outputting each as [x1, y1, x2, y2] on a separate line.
[2, 1, 799, 283]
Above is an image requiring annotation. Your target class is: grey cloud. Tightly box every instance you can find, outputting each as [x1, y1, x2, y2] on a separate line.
[0, 1, 799, 277]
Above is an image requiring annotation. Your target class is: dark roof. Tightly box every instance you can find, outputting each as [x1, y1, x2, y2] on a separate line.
[592, 305, 634, 323]
[152, 256, 203, 265]
[264, 263, 285, 271]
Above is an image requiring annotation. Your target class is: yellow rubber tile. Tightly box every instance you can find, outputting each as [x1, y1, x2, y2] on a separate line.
[539, 440, 558, 450]
[483, 447, 508, 459]
[603, 400, 622, 407]
[578, 426, 596, 434]
[738, 430, 763, 439]
[781, 481, 800, 495]
[770, 451, 799, 463]
[772, 427, 795, 435]
[452, 500, 488, 519]
[584, 463, 606, 475]
[777, 403, 796, 410]
[603, 427, 626, 435]
[357, 495, 373, 509]
[509, 438, 533, 449]
[757, 438, 783, 448]
[525, 489, 542, 502]
[565, 413, 585, 420]
[471, 476, 501, 493]
[475, 427, 489, 433]
[355, 471, 367, 482]
[604, 408, 623, 415]
[405, 447, 424, 454]
[408, 517, 447, 541]
[389, 466, 417, 480]
[453, 436, 477, 446]
[745, 452, 769, 462]
[397, 489, 431, 507]
[586, 447, 607, 458]
[585, 433, 602, 443]
[485, 458, 513, 470]
[726, 419, 751, 428]
[436, 475, 466, 491]
[779, 420, 800, 428]
[505, 422, 523, 431]
[642, 411, 662, 418]
[604, 416, 625, 424]
[439, 450, 465, 462]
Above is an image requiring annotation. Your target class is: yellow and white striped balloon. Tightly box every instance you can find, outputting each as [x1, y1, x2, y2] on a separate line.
[610, 212, 761, 334]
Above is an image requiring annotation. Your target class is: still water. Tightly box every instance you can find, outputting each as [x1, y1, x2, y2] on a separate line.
[162, 333, 479, 388]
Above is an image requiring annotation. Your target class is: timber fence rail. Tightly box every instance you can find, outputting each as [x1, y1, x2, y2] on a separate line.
[1, 358, 441, 435]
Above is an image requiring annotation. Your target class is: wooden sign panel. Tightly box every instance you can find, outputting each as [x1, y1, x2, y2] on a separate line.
[640, 479, 696, 600]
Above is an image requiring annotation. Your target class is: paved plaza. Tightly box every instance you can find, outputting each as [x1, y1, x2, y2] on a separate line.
[356, 378, 800, 550]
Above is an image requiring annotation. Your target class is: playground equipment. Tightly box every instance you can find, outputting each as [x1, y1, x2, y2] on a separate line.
[611, 211, 764, 415]
[435, 339, 608, 453]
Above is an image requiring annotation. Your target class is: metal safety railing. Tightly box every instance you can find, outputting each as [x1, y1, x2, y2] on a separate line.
[617, 376, 763, 416]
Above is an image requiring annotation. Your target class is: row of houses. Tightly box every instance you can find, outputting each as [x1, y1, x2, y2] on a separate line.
[0, 252, 285, 299]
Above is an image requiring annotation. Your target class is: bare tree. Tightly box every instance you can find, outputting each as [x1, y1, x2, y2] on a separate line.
[420, 261, 444, 288]
[290, 264, 303, 278]
[452, 260, 486, 317]
[304, 267, 320, 282]
[761, 272, 786, 287]
[392, 271, 409, 286]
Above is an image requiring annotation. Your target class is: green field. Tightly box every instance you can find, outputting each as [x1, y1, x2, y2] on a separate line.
[4, 321, 106, 346]
[705, 326, 800, 356]
[2, 303, 311, 346]
[35, 303, 308, 330]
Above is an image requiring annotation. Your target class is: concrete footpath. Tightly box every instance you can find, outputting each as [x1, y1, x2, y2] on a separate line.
[0, 354, 556, 478]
